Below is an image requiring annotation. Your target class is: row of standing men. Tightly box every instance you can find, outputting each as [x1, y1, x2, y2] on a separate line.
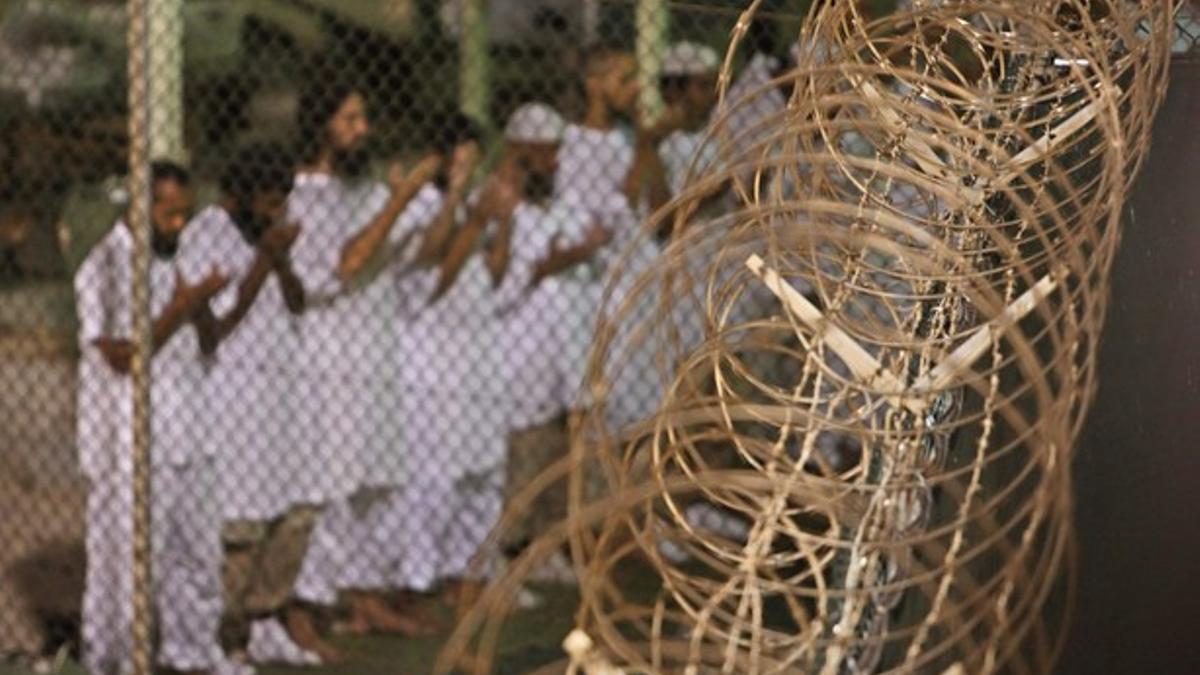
[75, 41, 739, 674]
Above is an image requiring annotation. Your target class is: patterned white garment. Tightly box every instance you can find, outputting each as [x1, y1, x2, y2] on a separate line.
[530, 200, 603, 413]
[553, 121, 666, 425]
[75, 222, 210, 475]
[658, 128, 720, 199]
[588, 121, 754, 435]
[178, 205, 308, 522]
[81, 458, 230, 675]
[713, 51, 786, 157]
[394, 199, 536, 591]
[75, 222, 227, 674]
[287, 171, 408, 498]
[498, 199, 593, 429]
[715, 50, 793, 201]
[392, 183, 449, 322]
[287, 171, 434, 603]
[327, 180, 450, 594]
[554, 123, 636, 229]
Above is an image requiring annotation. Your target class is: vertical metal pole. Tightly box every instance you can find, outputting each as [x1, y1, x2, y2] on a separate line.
[582, 0, 601, 47]
[636, 0, 668, 123]
[148, 0, 185, 162]
[459, 0, 490, 127]
[126, 0, 155, 673]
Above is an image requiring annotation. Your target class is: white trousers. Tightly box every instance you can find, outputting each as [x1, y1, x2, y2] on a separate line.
[82, 457, 225, 675]
[393, 467, 504, 593]
[292, 490, 409, 604]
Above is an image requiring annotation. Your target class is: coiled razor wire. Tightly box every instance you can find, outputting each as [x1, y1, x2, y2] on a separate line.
[437, 2, 1183, 674]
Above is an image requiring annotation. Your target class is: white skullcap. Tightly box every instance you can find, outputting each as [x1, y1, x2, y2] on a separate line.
[504, 102, 566, 144]
[661, 41, 719, 77]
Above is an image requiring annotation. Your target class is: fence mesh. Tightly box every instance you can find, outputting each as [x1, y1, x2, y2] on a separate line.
[0, 0, 1195, 674]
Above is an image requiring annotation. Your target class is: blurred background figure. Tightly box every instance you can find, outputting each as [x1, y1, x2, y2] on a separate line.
[657, 41, 720, 201]
[495, 102, 611, 594]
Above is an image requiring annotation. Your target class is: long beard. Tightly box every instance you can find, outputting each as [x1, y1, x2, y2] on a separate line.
[233, 205, 271, 243]
[606, 90, 638, 125]
[526, 171, 555, 204]
[332, 146, 371, 181]
[151, 229, 178, 259]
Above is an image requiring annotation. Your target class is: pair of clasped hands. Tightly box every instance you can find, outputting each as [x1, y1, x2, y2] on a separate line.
[384, 144, 613, 260]
[92, 221, 301, 372]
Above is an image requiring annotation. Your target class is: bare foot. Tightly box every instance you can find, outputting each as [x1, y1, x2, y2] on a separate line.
[395, 590, 447, 630]
[439, 580, 462, 608]
[352, 592, 438, 637]
[342, 610, 372, 636]
[284, 604, 344, 664]
[441, 579, 483, 610]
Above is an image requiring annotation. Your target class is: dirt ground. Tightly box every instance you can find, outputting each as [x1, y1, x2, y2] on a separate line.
[0, 327, 86, 658]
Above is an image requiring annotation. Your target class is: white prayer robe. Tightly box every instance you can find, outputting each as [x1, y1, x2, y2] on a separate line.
[286, 171, 408, 500]
[179, 206, 308, 523]
[714, 51, 786, 157]
[318, 183, 449, 594]
[75, 223, 226, 674]
[553, 123, 664, 428]
[498, 199, 594, 428]
[286, 171, 413, 602]
[393, 202, 537, 591]
[659, 129, 720, 201]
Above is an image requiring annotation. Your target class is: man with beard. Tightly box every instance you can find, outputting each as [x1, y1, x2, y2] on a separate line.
[492, 103, 617, 592]
[75, 161, 250, 674]
[332, 112, 487, 629]
[175, 143, 323, 666]
[399, 102, 610, 609]
[551, 47, 686, 439]
[554, 48, 641, 233]
[657, 42, 722, 203]
[282, 112, 484, 636]
[284, 77, 446, 661]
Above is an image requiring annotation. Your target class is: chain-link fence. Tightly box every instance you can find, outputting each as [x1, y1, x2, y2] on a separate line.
[0, 0, 1195, 673]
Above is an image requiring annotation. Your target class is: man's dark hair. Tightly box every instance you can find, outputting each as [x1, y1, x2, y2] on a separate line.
[219, 142, 295, 202]
[746, 17, 779, 59]
[151, 160, 190, 190]
[431, 111, 484, 155]
[150, 157, 192, 196]
[582, 45, 629, 81]
[295, 71, 363, 165]
[660, 74, 690, 103]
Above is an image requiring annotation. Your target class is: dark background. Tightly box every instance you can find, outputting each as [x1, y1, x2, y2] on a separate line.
[1061, 56, 1200, 675]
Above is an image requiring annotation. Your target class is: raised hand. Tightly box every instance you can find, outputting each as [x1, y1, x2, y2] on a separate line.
[92, 337, 132, 373]
[494, 172, 524, 218]
[409, 153, 445, 187]
[581, 221, 614, 248]
[193, 265, 231, 302]
[640, 103, 687, 143]
[170, 267, 194, 310]
[388, 153, 443, 194]
[448, 141, 482, 194]
[260, 222, 302, 259]
[172, 265, 229, 313]
[545, 232, 564, 256]
[481, 168, 523, 220]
